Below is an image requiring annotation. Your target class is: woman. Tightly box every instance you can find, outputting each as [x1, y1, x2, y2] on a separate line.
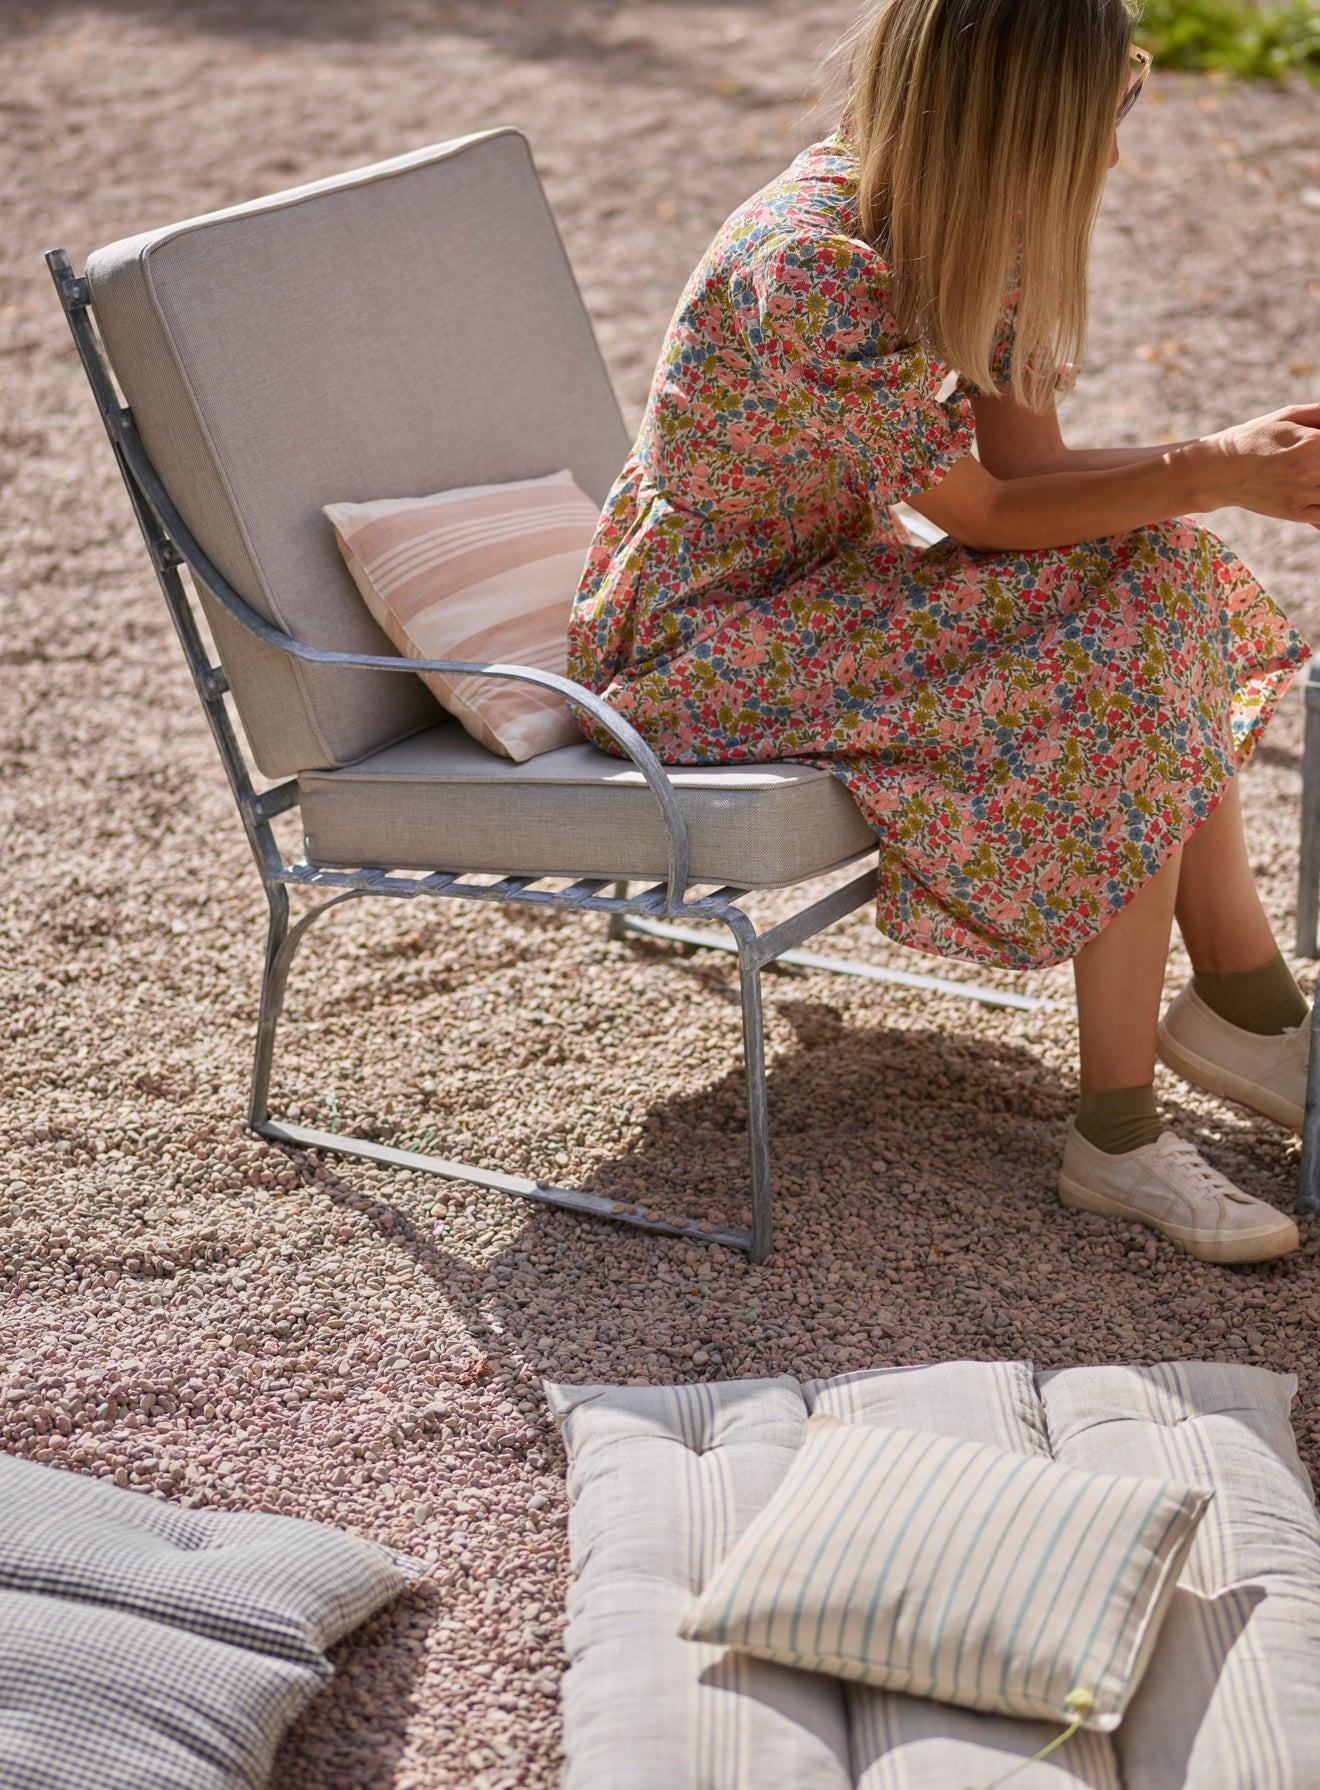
[568, 0, 1320, 1263]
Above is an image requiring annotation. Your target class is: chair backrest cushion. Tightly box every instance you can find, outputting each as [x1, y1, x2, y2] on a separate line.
[86, 130, 630, 777]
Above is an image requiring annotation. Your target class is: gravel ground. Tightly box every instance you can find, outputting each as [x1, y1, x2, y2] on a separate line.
[4, 5, 1320, 1787]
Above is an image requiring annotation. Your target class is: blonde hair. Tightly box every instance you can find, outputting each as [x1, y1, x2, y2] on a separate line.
[844, 0, 1132, 409]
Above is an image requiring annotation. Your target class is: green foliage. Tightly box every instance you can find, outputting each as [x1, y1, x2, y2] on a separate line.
[1137, 0, 1320, 81]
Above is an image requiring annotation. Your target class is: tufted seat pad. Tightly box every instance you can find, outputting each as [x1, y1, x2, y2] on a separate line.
[548, 1361, 1320, 1790]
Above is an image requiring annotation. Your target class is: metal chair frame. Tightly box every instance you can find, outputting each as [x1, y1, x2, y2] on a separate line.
[1292, 655, 1320, 1217]
[49, 246, 1055, 1263]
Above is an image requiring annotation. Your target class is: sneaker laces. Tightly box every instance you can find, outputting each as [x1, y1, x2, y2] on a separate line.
[1156, 1136, 1256, 1205]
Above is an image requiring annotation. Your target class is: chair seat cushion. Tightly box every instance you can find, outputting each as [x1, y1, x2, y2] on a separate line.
[297, 723, 877, 889]
[548, 1361, 1320, 1790]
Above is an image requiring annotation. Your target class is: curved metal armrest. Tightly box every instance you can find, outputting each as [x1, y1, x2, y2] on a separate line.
[110, 408, 696, 912]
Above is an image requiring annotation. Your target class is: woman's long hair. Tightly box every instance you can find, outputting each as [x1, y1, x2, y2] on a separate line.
[844, 0, 1133, 408]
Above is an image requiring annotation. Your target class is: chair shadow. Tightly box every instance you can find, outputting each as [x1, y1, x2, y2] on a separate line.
[288, 997, 1088, 1401]
[565, 997, 1076, 1235]
[273, 1033, 1290, 1785]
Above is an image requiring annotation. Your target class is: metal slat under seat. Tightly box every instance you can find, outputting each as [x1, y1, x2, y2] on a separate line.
[612, 918, 1065, 1013]
[277, 859, 743, 922]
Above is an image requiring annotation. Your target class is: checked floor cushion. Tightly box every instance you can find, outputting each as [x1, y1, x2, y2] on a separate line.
[0, 1453, 423, 1790]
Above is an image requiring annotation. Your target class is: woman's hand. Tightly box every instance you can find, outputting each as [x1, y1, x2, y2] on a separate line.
[1190, 404, 1320, 526]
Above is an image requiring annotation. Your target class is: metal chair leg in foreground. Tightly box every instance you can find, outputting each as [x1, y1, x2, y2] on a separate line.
[1295, 656, 1320, 1217]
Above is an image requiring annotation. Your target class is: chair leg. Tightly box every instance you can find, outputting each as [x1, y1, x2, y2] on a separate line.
[734, 933, 774, 1263]
[1300, 996, 1320, 1218]
[248, 885, 367, 1129]
[251, 884, 760, 1254]
[248, 886, 290, 1128]
[606, 880, 629, 942]
[1296, 658, 1320, 959]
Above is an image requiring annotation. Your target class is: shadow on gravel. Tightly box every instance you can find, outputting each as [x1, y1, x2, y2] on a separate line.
[300, 1011, 1082, 1352]
[272, 1576, 444, 1790]
[16, 0, 794, 118]
[1251, 741, 1301, 772]
[291, 992, 1308, 1409]
[566, 1002, 1074, 1233]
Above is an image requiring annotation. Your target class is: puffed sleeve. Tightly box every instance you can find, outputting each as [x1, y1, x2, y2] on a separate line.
[734, 230, 974, 504]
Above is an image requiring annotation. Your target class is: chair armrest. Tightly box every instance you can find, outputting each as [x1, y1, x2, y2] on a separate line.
[110, 407, 695, 912]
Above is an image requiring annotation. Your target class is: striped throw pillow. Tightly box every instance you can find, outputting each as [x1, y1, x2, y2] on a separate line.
[681, 1415, 1211, 1731]
[325, 470, 600, 762]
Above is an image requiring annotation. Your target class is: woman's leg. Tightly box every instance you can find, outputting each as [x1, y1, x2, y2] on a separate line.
[1072, 847, 1182, 1092]
[1173, 776, 1281, 975]
[1062, 829, 1300, 1262]
[1155, 772, 1310, 1141]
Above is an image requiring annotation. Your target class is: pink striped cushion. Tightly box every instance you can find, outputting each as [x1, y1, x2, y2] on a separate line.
[324, 470, 600, 762]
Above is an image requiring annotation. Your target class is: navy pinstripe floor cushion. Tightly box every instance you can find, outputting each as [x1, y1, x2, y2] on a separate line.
[0, 1455, 424, 1790]
[549, 1361, 1320, 1790]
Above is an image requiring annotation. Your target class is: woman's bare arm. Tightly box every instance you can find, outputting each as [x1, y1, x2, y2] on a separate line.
[907, 447, 1202, 551]
[907, 388, 1320, 552]
[967, 385, 1196, 478]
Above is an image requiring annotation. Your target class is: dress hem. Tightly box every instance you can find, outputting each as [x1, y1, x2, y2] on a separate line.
[856, 654, 1306, 974]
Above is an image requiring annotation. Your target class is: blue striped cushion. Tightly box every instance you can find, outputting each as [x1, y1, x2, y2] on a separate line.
[681, 1415, 1211, 1730]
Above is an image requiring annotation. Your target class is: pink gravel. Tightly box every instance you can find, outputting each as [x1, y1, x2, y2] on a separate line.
[3, 5, 1320, 1787]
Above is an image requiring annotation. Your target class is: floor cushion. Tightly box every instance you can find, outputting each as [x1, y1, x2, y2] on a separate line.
[0, 1454, 425, 1790]
[548, 1361, 1320, 1790]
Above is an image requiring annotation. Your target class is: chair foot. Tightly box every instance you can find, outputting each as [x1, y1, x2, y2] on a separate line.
[257, 1119, 756, 1255]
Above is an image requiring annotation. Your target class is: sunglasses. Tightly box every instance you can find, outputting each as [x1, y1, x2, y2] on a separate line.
[1118, 45, 1153, 124]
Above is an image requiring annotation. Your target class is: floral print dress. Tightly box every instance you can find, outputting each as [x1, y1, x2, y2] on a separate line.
[566, 136, 1308, 969]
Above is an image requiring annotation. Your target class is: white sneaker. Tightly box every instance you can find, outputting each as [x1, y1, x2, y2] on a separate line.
[1157, 984, 1310, 1133]
[1059, 1123, 1300, 1264]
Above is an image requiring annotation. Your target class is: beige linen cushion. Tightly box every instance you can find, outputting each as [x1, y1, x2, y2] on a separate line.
[681, 1413, 1211, 1731]
[325, 470, 599, 762]
[550, 1362, 1320, 1790]
[86, 130, 629, 779]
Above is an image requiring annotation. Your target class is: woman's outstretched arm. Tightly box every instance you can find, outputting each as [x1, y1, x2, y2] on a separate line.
[969, 385, 1199, 476]
[906, 390, 1320, 551]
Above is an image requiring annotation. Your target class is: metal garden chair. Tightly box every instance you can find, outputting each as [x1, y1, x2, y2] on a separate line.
[48, 128, 1045, 1263]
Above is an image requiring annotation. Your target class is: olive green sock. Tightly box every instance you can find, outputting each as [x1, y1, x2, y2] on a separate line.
[1192, 951, 1308, 1037]
[1075, 1085, 1162, 1156]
